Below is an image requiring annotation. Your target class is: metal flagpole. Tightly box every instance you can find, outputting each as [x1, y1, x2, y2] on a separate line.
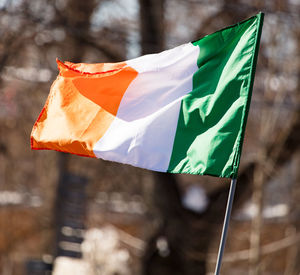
[214, 178, 237, 275]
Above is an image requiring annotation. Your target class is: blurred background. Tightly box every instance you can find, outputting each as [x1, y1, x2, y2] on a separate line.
[0, 0, 299, 274]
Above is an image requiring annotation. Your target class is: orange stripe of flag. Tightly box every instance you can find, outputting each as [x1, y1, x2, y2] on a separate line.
[71, 64, 138, 116]
[31, 60, 138, 157]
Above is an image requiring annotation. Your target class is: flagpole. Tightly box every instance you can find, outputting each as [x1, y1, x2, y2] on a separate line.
[214, 178, 237, 275]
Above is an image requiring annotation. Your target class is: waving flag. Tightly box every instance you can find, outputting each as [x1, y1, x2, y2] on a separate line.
[31, 13, 264, 178]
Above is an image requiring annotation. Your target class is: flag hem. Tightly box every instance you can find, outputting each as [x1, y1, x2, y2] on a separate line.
[232, 12, 264, 179]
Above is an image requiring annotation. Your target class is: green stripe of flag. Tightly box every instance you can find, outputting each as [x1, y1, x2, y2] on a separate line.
[167, 13, 264, 178]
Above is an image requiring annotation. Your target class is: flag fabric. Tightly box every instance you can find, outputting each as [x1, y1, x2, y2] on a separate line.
[31, 13, 264, 178]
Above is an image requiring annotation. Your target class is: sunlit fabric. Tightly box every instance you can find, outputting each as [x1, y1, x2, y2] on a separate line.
[31, 13, 264, 178]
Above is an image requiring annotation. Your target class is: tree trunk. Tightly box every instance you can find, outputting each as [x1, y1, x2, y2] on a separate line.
[139, 1, 209, 273]
[52, 0, 96, 259]
[139, 0, 165, 55]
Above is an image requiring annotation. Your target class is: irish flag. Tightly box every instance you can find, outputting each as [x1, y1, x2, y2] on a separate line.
[31, 13, 263, 178]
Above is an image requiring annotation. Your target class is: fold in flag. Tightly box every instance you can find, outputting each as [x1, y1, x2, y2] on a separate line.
[31, 13, 264, 178]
